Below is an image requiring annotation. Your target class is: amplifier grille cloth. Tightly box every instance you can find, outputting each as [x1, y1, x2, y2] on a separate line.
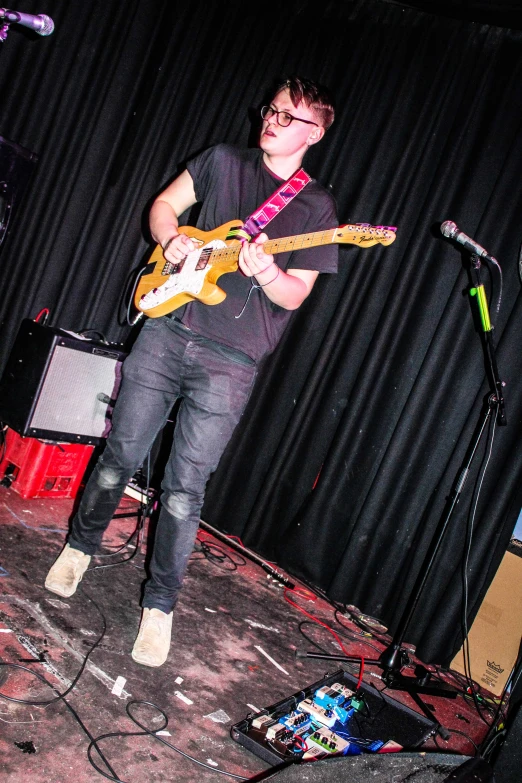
[31, 346, 122, 437]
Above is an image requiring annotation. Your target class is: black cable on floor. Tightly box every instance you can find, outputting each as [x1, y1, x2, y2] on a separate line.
[89, 455, 154, 572]
[0, 587, 118, 778]
[192, 537, 246, 571]
[1, 587, 105, 706]
[433, 726, 480, 755]
[0, 586, 252, 782]
[87, 700, 249, 782]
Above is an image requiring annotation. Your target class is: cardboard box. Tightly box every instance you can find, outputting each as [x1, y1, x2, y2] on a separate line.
[451, 548, 522, 696]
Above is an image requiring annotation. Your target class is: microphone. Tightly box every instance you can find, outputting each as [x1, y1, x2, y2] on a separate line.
[0, 8, 54, 36]
[440, 221, 496, 262]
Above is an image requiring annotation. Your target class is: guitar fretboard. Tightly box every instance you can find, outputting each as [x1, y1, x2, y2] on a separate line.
[210, 228, 339, 267]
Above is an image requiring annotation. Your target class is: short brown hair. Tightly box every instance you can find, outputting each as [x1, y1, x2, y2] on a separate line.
[274, 76, 335, 129]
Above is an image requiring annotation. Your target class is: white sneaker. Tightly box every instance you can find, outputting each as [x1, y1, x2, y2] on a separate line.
[131, 608, 173, 667]
[44, 544, 91, 598]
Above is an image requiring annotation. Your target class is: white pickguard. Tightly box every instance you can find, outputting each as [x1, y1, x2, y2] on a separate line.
[139, 239, 227, 311]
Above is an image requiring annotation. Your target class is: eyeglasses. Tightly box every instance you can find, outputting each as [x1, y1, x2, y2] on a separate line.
[260, 105, 318, 128]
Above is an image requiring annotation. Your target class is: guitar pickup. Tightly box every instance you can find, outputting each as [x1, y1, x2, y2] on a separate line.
[195, 247, 213, 271]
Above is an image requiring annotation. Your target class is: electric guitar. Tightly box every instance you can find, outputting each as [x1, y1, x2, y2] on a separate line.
[135, 220, 396, 318]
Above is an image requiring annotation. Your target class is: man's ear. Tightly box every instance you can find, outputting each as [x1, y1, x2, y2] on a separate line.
[307, 126, 325, 146]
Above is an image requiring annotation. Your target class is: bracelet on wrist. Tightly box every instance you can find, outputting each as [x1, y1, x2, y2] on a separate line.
[253, 266, 280, 287]
[256, 261, 275, 275]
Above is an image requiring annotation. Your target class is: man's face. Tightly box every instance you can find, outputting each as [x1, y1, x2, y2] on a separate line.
[260, 88, 324, 159]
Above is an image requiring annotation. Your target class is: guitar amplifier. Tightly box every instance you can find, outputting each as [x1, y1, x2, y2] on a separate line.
[0, 319, 127, 444]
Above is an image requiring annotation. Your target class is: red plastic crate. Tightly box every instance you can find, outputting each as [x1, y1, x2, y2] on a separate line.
[0, 429, 94, 499]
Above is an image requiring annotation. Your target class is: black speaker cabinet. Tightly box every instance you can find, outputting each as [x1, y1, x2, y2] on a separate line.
[0, 135, 38, 251]
[493, 702, 522, 783]
[250, 753, 479, 782]
[0, 319, 127, 444]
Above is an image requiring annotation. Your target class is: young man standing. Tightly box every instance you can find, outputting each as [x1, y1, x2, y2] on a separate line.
[45, 77, 338, 667]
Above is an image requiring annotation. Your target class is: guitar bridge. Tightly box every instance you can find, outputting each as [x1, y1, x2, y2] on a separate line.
[162, 258, 185, 275]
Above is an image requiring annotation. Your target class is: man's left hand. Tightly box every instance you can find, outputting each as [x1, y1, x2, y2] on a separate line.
[238, 233, 276, 279]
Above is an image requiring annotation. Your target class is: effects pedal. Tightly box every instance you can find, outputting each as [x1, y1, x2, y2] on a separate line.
[305, 725, 352, 756]
[297, 698, 337, 728]
[251, 714, 277, 732]
[280, 711, 312, 733]
[314, 685, 355, 724]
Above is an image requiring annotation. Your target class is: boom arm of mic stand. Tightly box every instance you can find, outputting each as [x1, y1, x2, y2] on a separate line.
[198, 519, 296, 589]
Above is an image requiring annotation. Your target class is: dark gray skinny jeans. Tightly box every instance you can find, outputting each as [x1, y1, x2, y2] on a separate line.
[68, 316, 256, 613]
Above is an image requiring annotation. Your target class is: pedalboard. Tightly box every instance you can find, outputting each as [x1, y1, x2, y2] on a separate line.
[231, 668, 436, 766]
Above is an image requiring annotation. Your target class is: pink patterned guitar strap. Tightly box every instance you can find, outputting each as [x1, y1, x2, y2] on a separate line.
[231, 168, 312, 318]
[228, 168, 312, 242]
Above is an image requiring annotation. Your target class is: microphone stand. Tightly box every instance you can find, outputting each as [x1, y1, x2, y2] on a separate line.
[468, 254, 506, 426]
[300, 253, 506, 713]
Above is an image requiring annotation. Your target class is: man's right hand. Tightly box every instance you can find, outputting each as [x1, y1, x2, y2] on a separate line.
[163, 233, 195, 261]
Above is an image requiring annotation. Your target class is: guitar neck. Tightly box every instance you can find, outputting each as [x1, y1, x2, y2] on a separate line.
[204, 223, 395, 268]
[212, 229, 338, 266]
[264, 229, 337, 255]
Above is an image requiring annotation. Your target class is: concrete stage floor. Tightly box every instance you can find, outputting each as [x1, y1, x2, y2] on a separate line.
[0, 487, 493, 782]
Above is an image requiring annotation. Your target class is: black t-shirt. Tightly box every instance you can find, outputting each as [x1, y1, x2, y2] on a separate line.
[180, 144, 338, 362]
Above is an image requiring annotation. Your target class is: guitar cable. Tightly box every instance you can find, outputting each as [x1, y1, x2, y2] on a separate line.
[126, 267, 147, 326]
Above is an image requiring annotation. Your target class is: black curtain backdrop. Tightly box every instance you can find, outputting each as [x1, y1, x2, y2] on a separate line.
[0, 0, 521, 663]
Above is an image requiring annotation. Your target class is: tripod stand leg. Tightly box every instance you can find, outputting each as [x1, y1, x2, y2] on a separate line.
[378, 396, 497, 684]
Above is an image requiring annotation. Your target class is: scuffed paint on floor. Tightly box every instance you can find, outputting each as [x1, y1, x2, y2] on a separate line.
[0, 487, 489, 782]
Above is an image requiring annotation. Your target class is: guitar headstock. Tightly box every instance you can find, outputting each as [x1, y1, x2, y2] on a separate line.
[335, 224, 397, 247]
